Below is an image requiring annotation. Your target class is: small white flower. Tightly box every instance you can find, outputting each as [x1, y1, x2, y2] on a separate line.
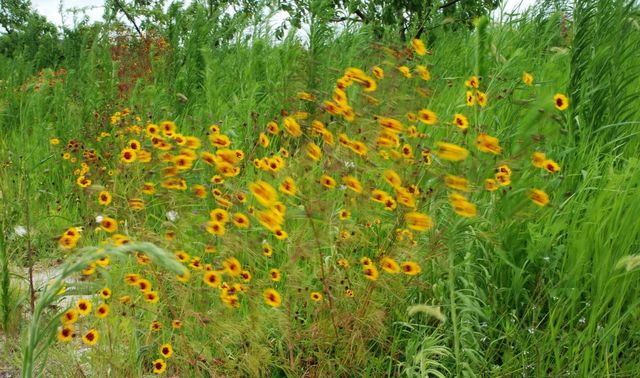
[338, 185, 347, 191]
[166, 210, 178, 222]
[344, 161, 355, 168]
[14, 225, 28, 237]
[95, 215, 104, 223]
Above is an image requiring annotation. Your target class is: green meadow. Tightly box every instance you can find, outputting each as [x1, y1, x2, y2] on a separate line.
[1, 0, 640, 376]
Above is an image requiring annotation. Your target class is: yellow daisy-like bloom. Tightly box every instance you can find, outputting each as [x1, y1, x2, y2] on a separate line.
[266, 121, 279, 134]
[259, 132, 270, 147]
[475, 133, 502, 155]
[337, 258, 349, 268]
[310, 292, 323, 301]
[160, 343, 173, 359]
[120, 148, 137, 164]
[531, 152, 546, 168]
[522, 72, 534, 86]
[418, 109, 438, 125]
[76, 299, 92, 316]
[320, 175, 337, 189]
[435, 142, 469, 162]
[449, 192, 477, 218]
[269, 268, 282, 282]
[97, 191, 112, 206]
[543, 159, 561, 174]
[398, 65, 412, 79]
[553, 93, 569, 110]
[411, 38, 427, 56]
[529, 189, 550, 207]
[372, 66, 384, 80]
[342, 175, 363, 193]
[57, 325, 74, 342]
[444, 175, 471, 192]
[96, 303, 110, 318]
[476, 91, 487, 107]
[232, 213, 250, 228]
[383, 169, 402, 189]
[416, 65, 431, 81]
[82, 329, 99, 346]
[58, 235, 77, 249]
[485, 179, 499, 192]
[50, 137, 60, 145]
[206, 221, 225, 236]
[465, 75, 480, 89]
[263, 288, 282, 307]
[249, 180, 278, 207]
[283, 116, 302, 137]
[380, 256, 400, 274]
[466, 90, 475, 106]
[203, 270, 222, 287]
[223, 257, 242, 276]
[171, 319, 182, 329]
[61, 309, 78, 324]
[99, 287, 112, 299]
[338, 209, 351, 221]
[100, 217, 118, 233]
[363, 265, 379, 281]
[152, 359, 167, 374]
[405, 212, 433, 232]
[144, 291, 160, 304]
[401, 261, 422, 276]
[279, 176, 297, 196]
[453, 113, 468, 130]
[306, 142, 322, 161]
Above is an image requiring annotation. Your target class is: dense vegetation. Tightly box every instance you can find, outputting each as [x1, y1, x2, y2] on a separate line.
[1, 0, 640, 376]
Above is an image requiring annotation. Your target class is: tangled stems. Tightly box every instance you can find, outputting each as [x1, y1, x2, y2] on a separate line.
[22, 242, 186, 378]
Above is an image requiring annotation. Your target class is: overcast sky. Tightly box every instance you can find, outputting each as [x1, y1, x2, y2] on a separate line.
[32, 0, 539, 28]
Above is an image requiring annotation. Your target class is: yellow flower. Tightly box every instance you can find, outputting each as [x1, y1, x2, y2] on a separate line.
[383, 169, 402, 189]
[553, 93, 569, 110]
[57, 325, 74, 342]
[453, 114, 468, 130]
[398, 66, 412, 78]
[449, 192, 477, 218]
[342, 175, 363, 193]
[310, 292, 323, 301]
[250, 180, 278, 207]
[405, 212, 433, 232]
[263, 288, 282, 307]
[444, 175, 470, 192]
[485, 179, 499, 192]
[466, 91, 475, 106]
[120, 148, 137, 163]
[96, 303, 110, 318]
[363, 265, 379, 281]
[306, 142, 322, 161]
[522, 72, 534, 86]
[411, 38, 427, 56]
[144, 291, 160, 304]
[529, 189, 550, 207]
[100, 217, 118, 233]
[61, 309, 78, 324]
[532, 152, 546, 168]
[416, 65, 431, 81]
[49, 137, 60, 145]
[372, 66, 384, 80]
[152, 359, 167, 374]
[380, 257, 400, 274]
[435, 142, 469, 162]
[76, 299, 92, 316]
[223, 257, 242, 276]
[203, 271, 222, 287]
[320, 175, 337, 189]
[82, 329, 99, 346]
[543, 159, 561, 174]
[160, 343, 173, 358]
[269, 268, 281, 282]
[418, 109, 438, 125]
[465, 76, 480, 88]
[476, 91, 487, 107]
[475, 133, 502, 155]
[283, 116, 302, 137]
[401, 261, 421, 276]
